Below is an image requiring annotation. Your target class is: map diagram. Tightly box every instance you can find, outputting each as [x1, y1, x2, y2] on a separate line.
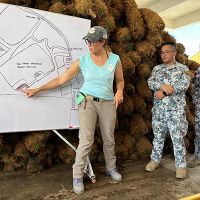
[0, 3, 90, 133]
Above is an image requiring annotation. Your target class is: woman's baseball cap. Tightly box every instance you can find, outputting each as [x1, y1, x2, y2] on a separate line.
[83, 26, 108, 42]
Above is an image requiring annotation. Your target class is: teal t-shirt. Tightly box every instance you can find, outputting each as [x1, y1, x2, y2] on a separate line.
[79, 52, 120, 100]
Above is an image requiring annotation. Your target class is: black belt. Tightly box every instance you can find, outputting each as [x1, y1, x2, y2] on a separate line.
[80, 92, 102, 102]
[91, 97, 100, 102]
[86, 95, 102, 102]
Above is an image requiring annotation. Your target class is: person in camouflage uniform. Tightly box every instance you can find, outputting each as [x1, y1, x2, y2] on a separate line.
[145, 42, 190, 179]
[188, 67, 200, 168]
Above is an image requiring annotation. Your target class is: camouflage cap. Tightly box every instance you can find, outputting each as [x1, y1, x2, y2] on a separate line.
[83, 26, 108, 42]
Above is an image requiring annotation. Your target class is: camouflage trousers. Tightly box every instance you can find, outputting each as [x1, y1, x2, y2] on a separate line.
[151, 108, 188, 168]
[194, 104, 200, 158]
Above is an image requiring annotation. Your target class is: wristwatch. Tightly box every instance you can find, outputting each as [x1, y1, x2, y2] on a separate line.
[162, 91, 167, 96]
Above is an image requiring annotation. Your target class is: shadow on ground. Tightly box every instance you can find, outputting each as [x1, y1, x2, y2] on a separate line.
[0, 155, 199, 200]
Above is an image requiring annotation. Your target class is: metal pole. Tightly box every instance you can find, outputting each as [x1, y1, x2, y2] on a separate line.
[53, 130, 76, 151]
[53, 130, 96, 182]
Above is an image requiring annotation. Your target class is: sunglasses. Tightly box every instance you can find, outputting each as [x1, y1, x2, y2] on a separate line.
[84, 39, 102, 45]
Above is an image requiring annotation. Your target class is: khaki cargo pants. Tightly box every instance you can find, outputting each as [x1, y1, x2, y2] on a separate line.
[73, 99, 117, 178]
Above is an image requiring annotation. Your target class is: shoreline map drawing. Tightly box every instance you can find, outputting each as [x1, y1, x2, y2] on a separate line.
[0, 3, 90, 133]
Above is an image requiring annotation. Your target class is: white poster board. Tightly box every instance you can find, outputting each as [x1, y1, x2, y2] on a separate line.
[0, 3, 91, 133]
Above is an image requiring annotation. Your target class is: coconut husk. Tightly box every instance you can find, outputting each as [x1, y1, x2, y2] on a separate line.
[145, 102, 153, 121]
[35, 0, 50, 10]
[58, 143, 76, 165]
[93, 0, 109, 18]
[135, 78, 152, 101]
[161, 31, 176, 44]
[2, 153, 22, 171]
[14, 141, 29, 158]
[176, 54, 188, 66]
[176, 43, 185, 54]
[95, 14, 116, 33]
[127, 51, 141, 66]
[135, 40, 156, 58]
[117, 117, 131, 131]
[124, 82, 135, 96]
[187, 98, 195, 117]
[129, 152, 140, 161]
[144, 118, 152, 132]
[132, 95, 146, 114]
[129, 72, 139, 85]
[108, 2, 125, 25]
[110, 42, 124, 55]
[130, 114, 148, 139]
[13, 0, 32, 6]
[74, 0, 96, 18]
[24, 132, 51, 154]
[184, 137, 190, 150]
[27, 158, 43, 173]
[115, 132, 136, 159]
[50, 0, 65, 4]
[13, 142, 29, 169]
[107, 6, 121, 21]
[65, 3, 77, 16]
[186, 71, 196, 85]
[144, 57, 159, 69]
[108, 0, 124, 14]
[0, 143, 12, 155]
[36, 144, 54, 168]
[114, 26, 133, 43]
[136, 136, 152, 159]
[187, 140, 195, 153]
[140, 8, 165, 34]
[117, 93, 134, 116]
[119, 53, 135, 77]
[146, 32, 163, 47]
[124, 134, 136, 155]
[188, 60, 200, 71]
[49, 2, 68, 14]
[136, 63, 151, 78]
[122, 0, 145, 41]
[187, 130, 195, 141]
[121, 42, 135, 51]
[36, 151, 52, 169]
[186, 95, 194, 107]
[186, 106, 195, 127]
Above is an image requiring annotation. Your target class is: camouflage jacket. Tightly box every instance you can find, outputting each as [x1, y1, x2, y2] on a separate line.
[192, 67, 200, 104]
[148, 62, 190, 111]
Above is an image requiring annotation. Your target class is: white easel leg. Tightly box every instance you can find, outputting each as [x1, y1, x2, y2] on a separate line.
[53, 130, 96, 183]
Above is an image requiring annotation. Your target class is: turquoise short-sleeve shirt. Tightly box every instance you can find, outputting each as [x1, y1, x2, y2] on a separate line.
[79, 52, 120, 100]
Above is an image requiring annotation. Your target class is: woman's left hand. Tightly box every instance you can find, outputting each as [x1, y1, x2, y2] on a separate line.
[114, 90, 123, 108]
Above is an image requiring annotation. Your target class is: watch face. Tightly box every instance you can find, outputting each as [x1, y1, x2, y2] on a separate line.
[163, 91, 167, 96]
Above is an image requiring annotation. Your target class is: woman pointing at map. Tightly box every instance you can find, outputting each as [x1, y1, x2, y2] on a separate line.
[24, 26, 124, 194]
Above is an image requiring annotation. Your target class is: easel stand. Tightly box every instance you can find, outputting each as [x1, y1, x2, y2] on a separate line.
[53, 130, 96, 183]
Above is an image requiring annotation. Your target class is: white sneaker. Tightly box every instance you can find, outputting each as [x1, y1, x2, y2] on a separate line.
[73, 178, 84, 194]
[107, 168, 122, 182]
